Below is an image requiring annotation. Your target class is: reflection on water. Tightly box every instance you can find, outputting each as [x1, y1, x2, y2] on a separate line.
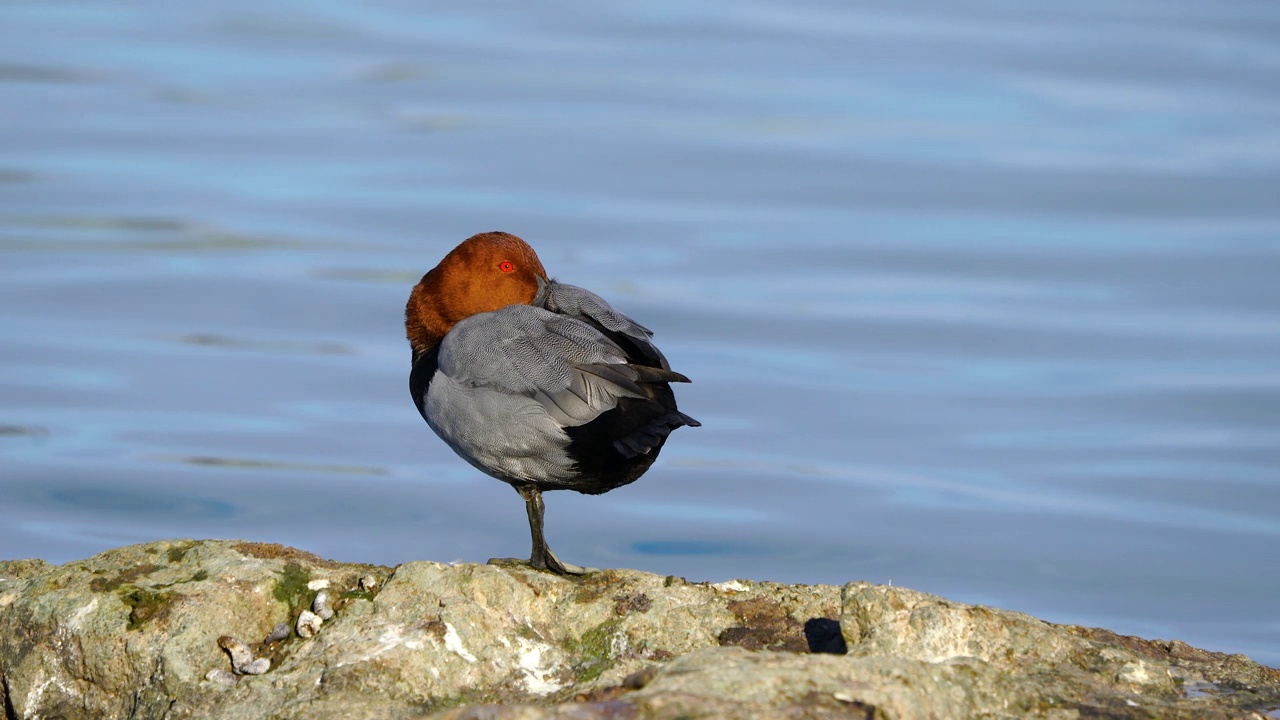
[175, 333, 354, 356]
[0, 216, 304, 253]
[633, 541, 763, 557]
[0, 424, 47, 436]
[169, 455, 385, 476]
[45, 487, 237, 521]
[1, 1, 1278, 667]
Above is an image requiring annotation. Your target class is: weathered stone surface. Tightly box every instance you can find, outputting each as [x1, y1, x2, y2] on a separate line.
[1, 540, 1277, 719]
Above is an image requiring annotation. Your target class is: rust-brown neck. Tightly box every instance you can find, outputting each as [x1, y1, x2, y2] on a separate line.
[404, 232, 547, 360]
[405, 266, 452, 360]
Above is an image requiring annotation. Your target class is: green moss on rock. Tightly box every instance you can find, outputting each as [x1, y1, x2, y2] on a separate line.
[574, 617, 624, 683]
[339, 587, 376, 603]
[89, 564, 162, 593]
[272, 561, 314, 615]
[166, 540, 198, 564]
[121, 587, 176, 630]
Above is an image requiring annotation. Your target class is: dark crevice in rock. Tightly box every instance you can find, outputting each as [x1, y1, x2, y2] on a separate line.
[803, 618, 847, 654]
[2, 675, 18, 720]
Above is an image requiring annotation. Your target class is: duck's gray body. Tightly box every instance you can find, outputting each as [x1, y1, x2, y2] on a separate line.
[410, 280, 698, 495]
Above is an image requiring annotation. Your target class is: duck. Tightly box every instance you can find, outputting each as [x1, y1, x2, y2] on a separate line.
[405, 231, 700, 575]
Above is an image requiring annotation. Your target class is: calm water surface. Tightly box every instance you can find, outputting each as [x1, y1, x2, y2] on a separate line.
[2, 1, 1278, 666]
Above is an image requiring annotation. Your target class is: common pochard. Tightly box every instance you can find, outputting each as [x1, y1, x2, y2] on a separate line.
[405, 231, 699, 574]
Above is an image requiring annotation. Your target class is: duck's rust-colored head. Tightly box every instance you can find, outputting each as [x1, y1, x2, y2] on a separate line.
[405, 231, 548, 358]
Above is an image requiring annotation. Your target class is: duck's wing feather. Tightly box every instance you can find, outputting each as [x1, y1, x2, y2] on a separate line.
[538, 280, 673, 371]
[437, 304, 681, 427]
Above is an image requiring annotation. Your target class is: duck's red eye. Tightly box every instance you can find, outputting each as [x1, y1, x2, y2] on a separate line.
[498, 261, 514, 273]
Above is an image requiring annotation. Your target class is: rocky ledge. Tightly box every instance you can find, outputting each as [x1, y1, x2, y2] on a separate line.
[1, 540, 1276, 719]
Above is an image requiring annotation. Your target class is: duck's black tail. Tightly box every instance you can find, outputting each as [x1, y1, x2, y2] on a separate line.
[563, 371, 699, 495]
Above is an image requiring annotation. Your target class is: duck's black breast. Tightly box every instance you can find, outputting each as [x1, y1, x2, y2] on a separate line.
[408, 343, 440, 422]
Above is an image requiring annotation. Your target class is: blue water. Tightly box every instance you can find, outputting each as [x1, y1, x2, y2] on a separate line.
[2, 1, 1278, 667]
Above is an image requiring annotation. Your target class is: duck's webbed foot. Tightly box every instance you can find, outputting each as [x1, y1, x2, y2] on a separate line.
[528, 544, 591, 576]
[487, 483, 596, 576]
[487, 552, 594, 575]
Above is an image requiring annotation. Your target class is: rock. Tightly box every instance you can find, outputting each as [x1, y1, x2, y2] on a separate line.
[1, 539, 1276, 720]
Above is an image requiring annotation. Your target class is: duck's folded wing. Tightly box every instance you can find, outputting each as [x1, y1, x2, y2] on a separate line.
[538, 280, 672, 370]
[438, 305, 684, 427]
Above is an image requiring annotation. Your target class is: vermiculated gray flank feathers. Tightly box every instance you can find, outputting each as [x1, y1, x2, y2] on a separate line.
[539, 280, 671, 370]
[425, 294, 695, 489]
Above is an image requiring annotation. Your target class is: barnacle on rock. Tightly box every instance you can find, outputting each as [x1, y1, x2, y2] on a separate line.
[264, 621, 290, 644]
[205, 668, 237, 686]
[313, 590, 334, 620]
[218, 635, 271, 675]
[297, 609, 323, 638]
[218, 635, 253, 669]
